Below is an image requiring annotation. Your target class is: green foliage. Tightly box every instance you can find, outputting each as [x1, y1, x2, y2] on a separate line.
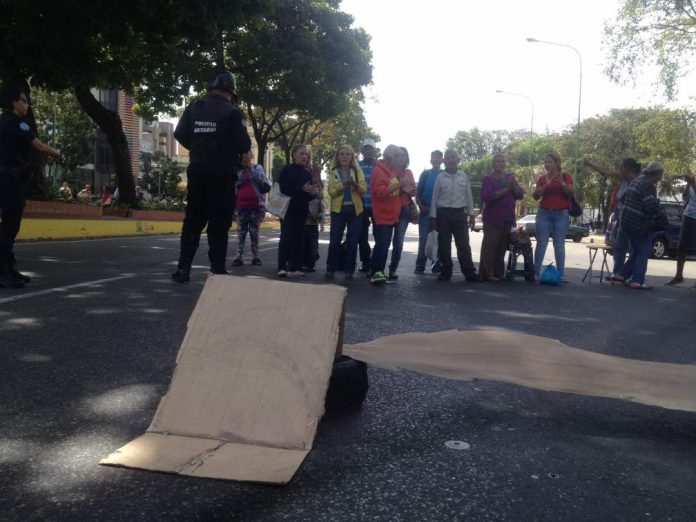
[30, 87, 96, 172]
[450, 106, 696, 214]
[274, 91, 379, 171]
[139, 151, 182, 197]
[604, 0, 696, 100]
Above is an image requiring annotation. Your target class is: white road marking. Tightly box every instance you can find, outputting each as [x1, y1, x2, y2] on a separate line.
[0, 274, 135, 304]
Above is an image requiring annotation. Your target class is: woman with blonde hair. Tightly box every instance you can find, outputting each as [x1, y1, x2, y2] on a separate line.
[532, 152, 575, 282]
[325, 144, 367, 280]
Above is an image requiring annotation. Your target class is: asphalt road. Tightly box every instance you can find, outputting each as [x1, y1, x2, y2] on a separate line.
[2, 227, 696, 521]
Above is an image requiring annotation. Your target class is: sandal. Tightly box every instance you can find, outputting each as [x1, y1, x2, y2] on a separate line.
[628, 282, 652, 290]
[610, 274, 624, 282]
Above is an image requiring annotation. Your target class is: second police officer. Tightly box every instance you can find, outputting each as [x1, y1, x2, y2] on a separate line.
[171, 70, 252, 283]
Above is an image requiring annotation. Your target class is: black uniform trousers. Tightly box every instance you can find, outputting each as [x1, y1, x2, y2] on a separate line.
[178, 162, 236, 273]
[436, 207, 477, 278]
[0, 175, 24, 265]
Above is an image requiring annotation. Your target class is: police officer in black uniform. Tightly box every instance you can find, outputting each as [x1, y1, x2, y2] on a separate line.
[171, 71, 252, 283]
[0, 84, 61, 288]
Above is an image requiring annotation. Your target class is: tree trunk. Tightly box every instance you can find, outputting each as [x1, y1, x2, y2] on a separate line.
[73, 85, 136, 207]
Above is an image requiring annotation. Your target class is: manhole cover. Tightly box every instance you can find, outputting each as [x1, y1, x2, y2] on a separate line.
[444, 440, 471, 450]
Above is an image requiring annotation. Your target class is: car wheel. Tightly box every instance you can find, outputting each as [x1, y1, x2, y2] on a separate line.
[325, 356, 368, 414]
[572, 233, 583, 243]
[651, 237, 667, 258]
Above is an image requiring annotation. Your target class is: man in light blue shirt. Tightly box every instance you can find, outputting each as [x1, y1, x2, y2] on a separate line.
[358, 138, 376, 273]
[415, 150, 443, 273]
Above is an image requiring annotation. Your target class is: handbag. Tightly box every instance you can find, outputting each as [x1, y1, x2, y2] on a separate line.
[408, 199, 419, 224]
[540, 263, 561, 285]
[425, 230, 438, 262]
[266, 182, 291, 219]
[568, 195, 583, 218]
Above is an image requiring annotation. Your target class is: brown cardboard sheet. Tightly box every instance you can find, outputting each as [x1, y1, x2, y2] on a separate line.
[101, 276, 346, 484]
[344, 330, 696, 413]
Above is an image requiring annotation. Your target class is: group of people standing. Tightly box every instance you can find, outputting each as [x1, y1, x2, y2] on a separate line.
[273, 140, 524, 285]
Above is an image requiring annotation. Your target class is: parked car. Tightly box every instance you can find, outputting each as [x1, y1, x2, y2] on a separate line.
[605, 201, 683, 258]
[517, 214, 590, 242]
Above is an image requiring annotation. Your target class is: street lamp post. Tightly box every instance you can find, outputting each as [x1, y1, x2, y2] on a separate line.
[526, 37, 582, 177]
[495, 89, 534, 169]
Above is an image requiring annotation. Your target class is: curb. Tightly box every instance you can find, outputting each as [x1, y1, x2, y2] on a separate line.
[17, 218, 280, 241]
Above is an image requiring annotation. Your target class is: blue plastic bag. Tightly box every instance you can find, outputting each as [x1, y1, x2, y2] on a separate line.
[540, 263, 561, 286]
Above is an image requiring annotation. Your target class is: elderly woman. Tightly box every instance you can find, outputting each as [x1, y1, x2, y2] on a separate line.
[231, 151, 270, 267]
[369, 144, 403, 285]
[532, 152, 575, 282]
[615, 161, 665, 289]
[386, 147, 416, 281]
[325, 144, 367, 280]
[277, 144, 318, 277]
[479, 154, 524, 282]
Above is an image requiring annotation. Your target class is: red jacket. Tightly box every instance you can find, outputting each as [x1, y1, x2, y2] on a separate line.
[370, 160, 401, 225]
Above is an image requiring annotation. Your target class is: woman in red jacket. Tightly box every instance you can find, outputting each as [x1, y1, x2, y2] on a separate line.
[369, 144, 403, 285]
[387, 147, 417, 281]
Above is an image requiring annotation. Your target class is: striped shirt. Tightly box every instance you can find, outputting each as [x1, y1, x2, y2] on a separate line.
[619, 174, 661, 234]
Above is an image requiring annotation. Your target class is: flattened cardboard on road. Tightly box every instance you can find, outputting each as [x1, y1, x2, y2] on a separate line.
[101, 276, 346, 484]
[345, 330, 696, 413]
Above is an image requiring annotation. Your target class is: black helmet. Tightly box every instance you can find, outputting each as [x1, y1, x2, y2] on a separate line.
[209, 70, 237, 95]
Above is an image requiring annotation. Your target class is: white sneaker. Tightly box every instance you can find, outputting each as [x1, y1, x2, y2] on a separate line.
[277, 270, 288, 278]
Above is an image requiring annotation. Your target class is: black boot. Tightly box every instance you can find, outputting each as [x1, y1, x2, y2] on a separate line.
[8, 255, 30, 283]
[0, 261, 24, 289]
[171, 268, 190, 283]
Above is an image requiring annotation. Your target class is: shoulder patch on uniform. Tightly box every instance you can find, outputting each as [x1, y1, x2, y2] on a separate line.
[19, 122, 31, 131]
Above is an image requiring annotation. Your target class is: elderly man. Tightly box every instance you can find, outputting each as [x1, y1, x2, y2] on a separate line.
[430, 149, 482, 282]
[616, 161, 665, 289]
[358, 138, 377, 273]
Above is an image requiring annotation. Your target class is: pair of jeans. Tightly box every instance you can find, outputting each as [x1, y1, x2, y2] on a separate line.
[371, 223, 395, 275]
[415, 212, 432, 271]
[534, 208, 569, 277]
[436, 207, 477, 277]
[236, 208, 264, 259]
[611, 222, 630, 275]
[618, 226, 652, 285]
[327, 206, 362, 273]
[278, 212, 306, 271]
[358, 208, 373, 269]
[389, 206, 410, 274]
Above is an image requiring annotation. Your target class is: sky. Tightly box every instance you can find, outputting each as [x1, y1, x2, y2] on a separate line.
[340, 0, 694, 173]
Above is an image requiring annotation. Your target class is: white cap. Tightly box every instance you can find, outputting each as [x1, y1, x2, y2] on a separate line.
[361, 138, 376, 149]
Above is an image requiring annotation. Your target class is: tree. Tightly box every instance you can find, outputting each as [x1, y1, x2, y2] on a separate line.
[446, 128, 525, 164]
[604, 0, 696, 100]
[30, 88, 96, 173]
[274, 91, 379, 172]
[140, 151, 182, 197]
[0, 1, 372, 207]
[233, 0, 373, 162]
